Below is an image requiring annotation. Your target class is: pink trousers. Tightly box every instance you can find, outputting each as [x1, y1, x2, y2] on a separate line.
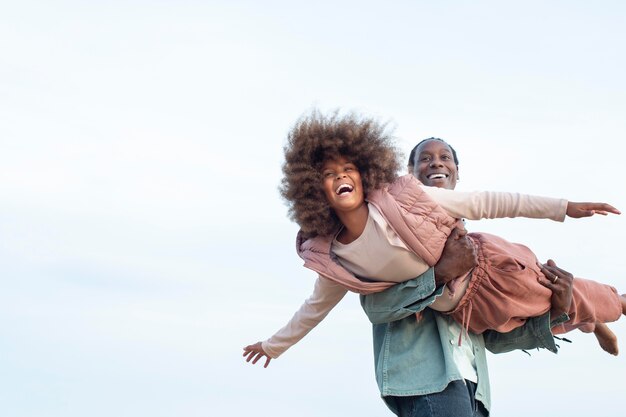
[447, 232, 622, 335]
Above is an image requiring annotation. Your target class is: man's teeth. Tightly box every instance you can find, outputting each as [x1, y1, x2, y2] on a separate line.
[428, 173, 448, 179]
[336, 184, 354, 194]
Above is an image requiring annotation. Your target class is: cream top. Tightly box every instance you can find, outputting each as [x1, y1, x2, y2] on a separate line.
[332, 205, 430, 282]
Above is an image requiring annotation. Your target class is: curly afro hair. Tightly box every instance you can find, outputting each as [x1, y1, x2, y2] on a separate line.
[280, 110, 401, 238]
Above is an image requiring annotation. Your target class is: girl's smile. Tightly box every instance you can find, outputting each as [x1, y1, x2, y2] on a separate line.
[335, 183, 354, 196]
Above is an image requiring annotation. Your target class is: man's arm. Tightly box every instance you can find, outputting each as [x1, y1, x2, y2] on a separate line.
[433, 222, 477, 286]
[484, 260, 573, 354]
[362, 225, 576, 355]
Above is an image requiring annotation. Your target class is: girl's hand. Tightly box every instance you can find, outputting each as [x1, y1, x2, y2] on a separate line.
[243, 342, 272, 368]
[566, 202, 621, 218]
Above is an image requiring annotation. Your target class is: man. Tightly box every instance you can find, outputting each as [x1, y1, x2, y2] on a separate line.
[359, 138, 574, 417]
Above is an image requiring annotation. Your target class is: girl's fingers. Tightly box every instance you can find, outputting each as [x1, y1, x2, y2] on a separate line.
[243, 343, 271, 367]
[588, 204, 620, 215]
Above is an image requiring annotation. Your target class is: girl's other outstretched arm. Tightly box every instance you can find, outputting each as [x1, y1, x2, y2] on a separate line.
[242, 276, 347, 367]
[421, 185, 620, 222]
[566, 202, 621, 218]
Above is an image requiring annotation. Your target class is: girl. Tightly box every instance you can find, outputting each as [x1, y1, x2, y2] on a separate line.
[243, 111, 625, 366]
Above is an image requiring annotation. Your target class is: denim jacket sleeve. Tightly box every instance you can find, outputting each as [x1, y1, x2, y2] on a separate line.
[484, 312, 570, 354]
[360, 266, 571, 355]
[359, 268, 445, 324]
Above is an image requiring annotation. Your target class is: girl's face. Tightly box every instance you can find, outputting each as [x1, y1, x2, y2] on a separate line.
[321, 156, 365, 214]
[412, 140, 458, 190]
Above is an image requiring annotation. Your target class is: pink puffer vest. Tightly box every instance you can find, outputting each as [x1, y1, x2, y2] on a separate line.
[296, 175, 458, 294]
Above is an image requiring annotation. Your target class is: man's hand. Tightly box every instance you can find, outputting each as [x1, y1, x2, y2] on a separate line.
[537, 259, 574, 318]
[434, 222, 478, 286]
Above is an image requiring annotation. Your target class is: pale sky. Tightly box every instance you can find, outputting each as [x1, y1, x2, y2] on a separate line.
[1, 1, 625, 416]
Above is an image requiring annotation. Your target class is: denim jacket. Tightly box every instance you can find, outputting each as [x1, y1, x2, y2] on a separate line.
[360, 268, 568, 415]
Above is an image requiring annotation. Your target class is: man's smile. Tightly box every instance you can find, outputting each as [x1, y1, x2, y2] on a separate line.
[427, 173, 449, 180]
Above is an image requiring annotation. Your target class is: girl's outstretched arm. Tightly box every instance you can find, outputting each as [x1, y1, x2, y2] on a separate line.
[243, 342, 272, 368]
[243, 277, 347, 361]
[566, 202, 621, 218]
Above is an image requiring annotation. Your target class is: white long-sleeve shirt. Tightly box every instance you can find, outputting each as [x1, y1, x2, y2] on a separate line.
[262, 187, 567, 358]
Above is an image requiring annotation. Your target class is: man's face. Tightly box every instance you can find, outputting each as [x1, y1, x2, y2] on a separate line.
[410, 140, 458, 190]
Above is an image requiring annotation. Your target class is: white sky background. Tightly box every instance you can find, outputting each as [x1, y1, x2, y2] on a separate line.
[1, 1, 625, 416]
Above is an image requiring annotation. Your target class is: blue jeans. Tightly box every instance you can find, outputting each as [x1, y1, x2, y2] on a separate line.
[391, 380, 488, 417]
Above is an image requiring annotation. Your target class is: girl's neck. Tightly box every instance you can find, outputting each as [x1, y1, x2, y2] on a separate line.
[335, 203, 369, 244]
